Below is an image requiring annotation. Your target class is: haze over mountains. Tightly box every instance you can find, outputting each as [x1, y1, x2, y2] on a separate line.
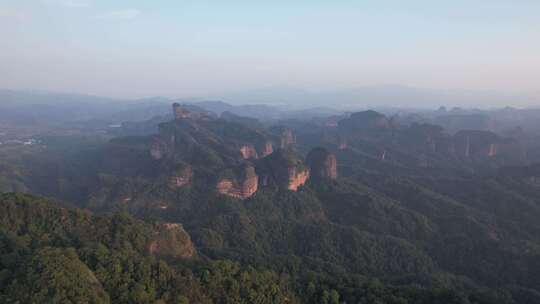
[3, 88, 540, 302]
[3, 84, 540, 111]
[3, 0, 540, 302]
[205, 85, 540, 109]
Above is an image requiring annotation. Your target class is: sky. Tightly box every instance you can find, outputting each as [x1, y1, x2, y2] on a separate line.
[0, 0, 539, 100]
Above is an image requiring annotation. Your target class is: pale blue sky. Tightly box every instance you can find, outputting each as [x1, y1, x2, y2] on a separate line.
[1, 0, 539, 99]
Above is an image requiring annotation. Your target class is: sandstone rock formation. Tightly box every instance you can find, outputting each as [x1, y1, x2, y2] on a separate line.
[216, 164, 259, 199]
[306, 147, 337, 180]
[258, 149, 310, 191]
[147, 104, 320, 197]
[280, 128, 295, 148]
[452, 130, 526, 163]
[270, 126, 296, 149]
[239, 144, 258, 159]
[454, 130, 502, 158]
[148, 223, 196, 259]
[287, 169, 310, 191]
[259, 140, 274, 157]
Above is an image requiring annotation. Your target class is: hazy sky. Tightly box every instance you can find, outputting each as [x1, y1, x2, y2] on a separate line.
[1, 0, 539, 98]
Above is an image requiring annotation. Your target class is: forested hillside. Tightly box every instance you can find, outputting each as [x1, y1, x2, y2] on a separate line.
[2, 106, 540, 303]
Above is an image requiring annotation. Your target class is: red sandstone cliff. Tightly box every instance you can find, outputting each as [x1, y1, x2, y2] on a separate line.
[306, 147, 338, 180]
[258, 149, 309, 191]
[239, 144, 258, 159]
[216, 165, 259, 199]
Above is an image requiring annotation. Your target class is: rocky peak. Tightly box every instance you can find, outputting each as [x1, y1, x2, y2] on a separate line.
[288, 169, 309, 191]
[216, 164, 259, 199]
[453, 130, 525, 163]
[306, 147, 337, 180]
[239, 144, 258, 159]
[259, 140, 274, 157]
[280, 128, 295, 148]
[270, 126, 296, 149]
[258, 149, 309, 191]
[454, 130, 500, 158]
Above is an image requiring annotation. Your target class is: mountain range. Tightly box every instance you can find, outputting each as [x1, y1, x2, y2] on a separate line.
[2, 91, 540, 303]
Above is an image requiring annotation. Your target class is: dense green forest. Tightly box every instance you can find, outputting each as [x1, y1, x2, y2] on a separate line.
[2, 108, 540, 303]
[0, 192, 506, 304]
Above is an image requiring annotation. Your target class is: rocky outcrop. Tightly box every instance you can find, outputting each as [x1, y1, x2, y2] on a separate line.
[288, 169, 310, 191]
[216, 165, 259, 199]
[258, 149, 310, 191]
[453, 130, 526, 163]
[148, 223, 196, 259]
[259, 141, 274, 157]
[147, 104, 305, 196]
[306, 147, 337, 180]
[280, 128, 295, 148]
[152, 104, 276, 166]
[454, 130, 502, 158]
[270, 126, 295, 149]
[239, 144, 258, 159]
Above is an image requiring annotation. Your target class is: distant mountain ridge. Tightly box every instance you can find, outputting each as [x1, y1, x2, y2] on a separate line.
[210, 85, 540, 109]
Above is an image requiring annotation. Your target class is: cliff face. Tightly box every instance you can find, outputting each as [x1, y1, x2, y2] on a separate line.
[216, 165, 259, 199]
[287, 168, 310, 191]
[152, 104, 277, 166]
[258, 149, 309, 191]
[240, 144, 258, 159]
[259, 141, 274, 157]
[280, 128, 296, 148]
[306, 147, 338, 180]
[452, 130, 523, 160]
[270, 126, 295, 149]
[148, 223, 196, 259]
